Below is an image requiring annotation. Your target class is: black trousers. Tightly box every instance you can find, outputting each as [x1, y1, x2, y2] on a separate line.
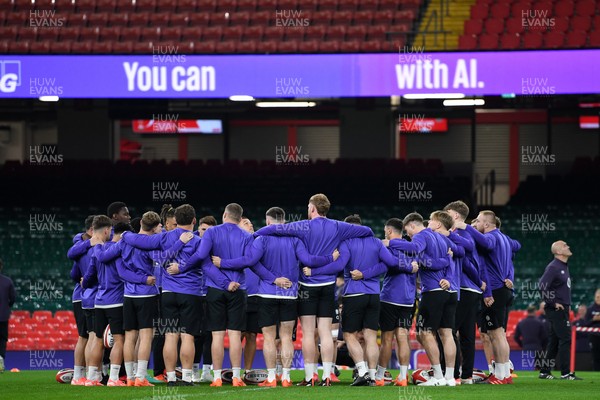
[454, 290, 480, 379]
[192, 331, 213, 365]
[0, 321, 7, 359]
[541, 307, 571, 375]
[590, 335, 600, 371]
[152, 293, 166, 376]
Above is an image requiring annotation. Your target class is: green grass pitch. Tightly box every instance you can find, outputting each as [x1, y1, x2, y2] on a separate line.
[1, 370, 598, 400]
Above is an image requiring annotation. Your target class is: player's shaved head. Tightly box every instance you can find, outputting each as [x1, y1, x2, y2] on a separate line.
[175, 204, 196, 225]
[92, 215, 112, 231]
[344, 214, 362, 225]
[385, 218, 403, 234]
[224, 203, 243, 223]
[266, 207, 285, 222]
[402, 212, 424, 227]
[479, 210, 497, 225]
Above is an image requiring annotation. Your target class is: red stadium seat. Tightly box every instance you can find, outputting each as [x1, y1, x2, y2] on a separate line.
[216, 40, 236, 53]
[68, 13, 89, 27]
[571, 15, 592, 31]
[263, 26, 284, 41]
[470, 4, 489, 19]
[229, 11, 251, 26]
[0, 26, 17, 40]
[140, 27, 161, 42]
[80, 27, 100, 41]
[17, 27, 38, 41]
[109, 13, 129, 26]
[506, 17, 525, 33]
[346, 25, 367, 40]
[358, 0, 378, 11]
[511, 2, 532, 18]
[543, 30, 565, 48]
[360, 40, 381, 53]
[319, 0, 338, 11]
[113, 41, 134, 53]
[332, 10, 353, 25]
[379, 0, 400, 11]
[237, 0, 257, 11]
[285, 27, 305, 41]
[96, 0, 117, 12]
[187, 14, 209, 26]
[115, 0, 136, 12]
[593, 15, 600, 30]
[353, 10, 373, 25]
[565, 29, 587, 47]
[243, 25, 264, 40]
[393, 10, 415, 23]
[319, 41, 340, 53]
[169, 14, 189, 27]
[367, 25, 387, 41]
[215, 0, 236, 12]
[202, 26, 223, 41]
[490, 3, 510, 19]
[458, 34, 477, 50]
[553, 16, 570, 32]
[305, 25, 326, 40]
[589, 30, 600, 46]
[326, 25, 346, 41]
[237, 41, 257, 53]
[93, 41, 114, 53]
[338, 0, 360, 11]
[161, 27, 182, 41]
[485, 18, 505, 35]
[523, 31, 543, 48]
[500, 32, 521, 49]
[71, 42, 94, 53]
[87, 12, 109, 27]
[340, 40, 360, 53]
[121, 27, 141, 40]
[478, 33, 498, 49]
[373, 10, 394, 25]
[256, 0, 276, 11]
[177, 0, 197, 12]
[277, 41, 298, 53]
[156, 0, 177, 12]
[298, 40, 319, 53]
[194, 41, 216, 53]
[59, 27, 81, 41]
[250, 10, 271, 26]
[133, 41, 153, 53]
[278, 0, 299, 10]
[575, 0, 596, 17]
[256, 40, 277, 53]
[32, 311, 53, 321]
[99, 26, 121, 41]
[76, 0, 97, 12]
[223, 25, 244, 41]
[11, 311, 31, 319]
[312, 10, 333, 25]
[136, 0, 156, 12]
[464, 19, 483, 35]
[150, 13, 171, 28]
[554, 0, 574, 17]
[129, 12, 150, 27]
[196, 0, 218, 12]
[50, 41, 72, 53]
[5, 11, 27, 26]
[34, 0, 57, 9]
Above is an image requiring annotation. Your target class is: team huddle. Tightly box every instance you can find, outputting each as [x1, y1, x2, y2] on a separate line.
[66, 193, 520, 387]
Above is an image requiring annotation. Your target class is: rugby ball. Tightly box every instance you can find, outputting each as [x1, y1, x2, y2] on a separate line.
[411, 368, 433, 385]
[103, 324, 114, 349]
[56, 368, 74, 384]
[243, 369, 268, 385]
[221, 369, 233, 384]
[472, 369, 487, 383]
[384, 370, 393, 383]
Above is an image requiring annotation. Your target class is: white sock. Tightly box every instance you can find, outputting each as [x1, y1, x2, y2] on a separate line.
[96, 370, 103, 381]
[232, 367, 241, 379]
[166, 371, 176, 382]
[87, 366, 98, 381]
[488, 363, 494, 374]
[132, 362, 137, 377]
[282, 367, 291, 381]
[375, 365, 386, 380]
[193, 363, 200, 379]
[202, 364, 212, 372]
[304, 363, 313, 381]
[369, 368, 377, 380]
[445, 367, 455, 380]
[213, 369, 222, 382]
[499, 362, 508, 380]
[309, 363, 318, 378]
[432, 364, 443, 380]
[182, 368, 193, 382]
[125, 361, 135, 380]
[355, 361, 367, 377]
[136, 360, 148, 380]
[109, 364, 120, 381]
[74, 365, 85, 380]
[267, 368, 276, 381]
[102, 363, 109, 376]
[400, 365, 408, 381]
[276, 363, 283, 375]
[323, 361, 333, 380]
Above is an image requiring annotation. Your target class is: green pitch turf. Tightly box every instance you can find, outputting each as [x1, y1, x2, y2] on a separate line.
[1, 370, 598, 400]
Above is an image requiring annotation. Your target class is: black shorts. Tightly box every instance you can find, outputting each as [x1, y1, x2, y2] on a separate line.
[481, 287, 513, 331]
[206, 287, 246, 332]
[379, 302, 415, 332]
[259, 297, 298, 328]
[73, 302, 88, 338]
[83, 308, 95, 335]
[332, 304, 340, 324]
[417, 290, 457, 332]
[94, 306, 124, 338]
[161, 292, 203, 336]
[297, 283, 335, 318]
[245, 296, 261, 334]
[123, 296, 159, 331]
[342, 294, 380, 332]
